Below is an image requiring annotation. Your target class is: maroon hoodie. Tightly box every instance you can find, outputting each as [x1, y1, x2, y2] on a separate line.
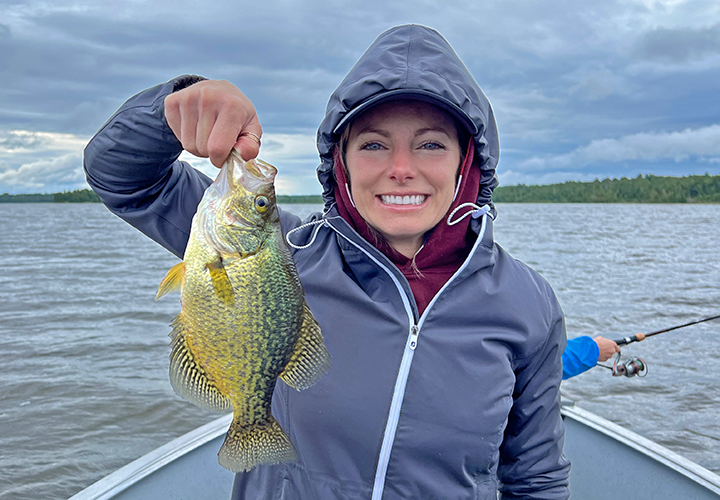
[332, 140, 481, 315]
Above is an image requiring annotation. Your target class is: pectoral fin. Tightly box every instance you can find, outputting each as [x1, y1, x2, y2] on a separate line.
[207, 255, 235, 306]
[280, 304, 331, 390]
[168, 314, 231, 412]
[157, 261, 185, 300]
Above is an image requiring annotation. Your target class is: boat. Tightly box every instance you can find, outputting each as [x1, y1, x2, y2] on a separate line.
[68, 402, 720, 500]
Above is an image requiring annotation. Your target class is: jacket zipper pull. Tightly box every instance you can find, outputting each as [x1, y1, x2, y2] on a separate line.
[409, 325, 419, 350]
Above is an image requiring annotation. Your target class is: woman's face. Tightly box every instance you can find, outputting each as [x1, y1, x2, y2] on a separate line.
[344, 100, 462, 257]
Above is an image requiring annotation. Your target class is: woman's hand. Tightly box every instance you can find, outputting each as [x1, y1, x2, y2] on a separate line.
[594, 336, 621, 362]
[164, 79, 263, 166]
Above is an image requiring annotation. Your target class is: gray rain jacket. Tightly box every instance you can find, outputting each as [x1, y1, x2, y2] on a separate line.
[84, 24, 570, 500]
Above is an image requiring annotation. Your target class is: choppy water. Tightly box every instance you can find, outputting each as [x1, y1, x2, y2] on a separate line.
[0, 203, 718, 499]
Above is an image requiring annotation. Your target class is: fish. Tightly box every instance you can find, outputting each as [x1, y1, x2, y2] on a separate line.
[156, 149, 331, 472]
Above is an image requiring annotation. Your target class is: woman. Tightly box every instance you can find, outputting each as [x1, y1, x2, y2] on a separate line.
[84, 24, 570, 499]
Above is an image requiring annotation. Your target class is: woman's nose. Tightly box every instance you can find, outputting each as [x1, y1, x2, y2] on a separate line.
[387, 149, 416, 182]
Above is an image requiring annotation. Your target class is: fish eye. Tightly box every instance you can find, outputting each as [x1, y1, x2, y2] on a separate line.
[254, 196, 269, 213]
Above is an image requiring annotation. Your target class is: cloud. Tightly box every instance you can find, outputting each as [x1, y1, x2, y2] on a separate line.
[0, 130, 90, 193]
[634, 23, 720, 62]
[2, 0, 720, 192]
[519, 124, 720, 171]
[0, 152, 84, 191]
[0, 130, 87, 154]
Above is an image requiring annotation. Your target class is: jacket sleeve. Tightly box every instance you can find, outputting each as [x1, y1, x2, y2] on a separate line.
[562, 336, 599, 379]
[498, 296, 571, 500]
[83, 75, 212, 259]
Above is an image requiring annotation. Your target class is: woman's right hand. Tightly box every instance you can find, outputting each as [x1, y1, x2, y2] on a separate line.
[164, 79, 263, 167]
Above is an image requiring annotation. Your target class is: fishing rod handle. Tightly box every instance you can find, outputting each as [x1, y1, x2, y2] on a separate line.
[613, 333, 646, 346]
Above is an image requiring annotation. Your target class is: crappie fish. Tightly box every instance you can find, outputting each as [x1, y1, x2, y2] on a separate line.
[156, 149, 330, 472]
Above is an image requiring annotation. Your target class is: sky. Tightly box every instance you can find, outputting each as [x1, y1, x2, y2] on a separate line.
[1, 0, 719, 195]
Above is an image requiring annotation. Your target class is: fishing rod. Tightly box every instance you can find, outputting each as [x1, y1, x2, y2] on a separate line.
[598, 314, 720, 377]
[612, 314, 720, 346]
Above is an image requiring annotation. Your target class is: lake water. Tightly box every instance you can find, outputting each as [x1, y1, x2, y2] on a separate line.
[0, 203, 718, 499]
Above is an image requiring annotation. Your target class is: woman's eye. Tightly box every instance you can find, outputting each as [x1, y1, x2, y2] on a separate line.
[420, 141, 444, 150]
[360, 142, 383, 151]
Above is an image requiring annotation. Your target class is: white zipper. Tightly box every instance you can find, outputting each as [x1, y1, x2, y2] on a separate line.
[409, 325, 419, 350]
[330, 214, 489, 500]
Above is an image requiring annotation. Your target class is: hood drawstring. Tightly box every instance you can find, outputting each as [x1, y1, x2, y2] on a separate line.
[344, 183, 356, 208]
[446, 203, 493, 226]
[286, 217, 340, 250]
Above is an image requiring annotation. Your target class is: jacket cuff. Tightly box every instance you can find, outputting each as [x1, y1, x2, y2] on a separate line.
[171, 74, 208, 92]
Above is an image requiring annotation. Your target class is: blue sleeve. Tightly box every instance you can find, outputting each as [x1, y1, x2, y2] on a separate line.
[562, 336, 599, 380]
[83, 76, 213, 259]
[498, 296, 570, 499]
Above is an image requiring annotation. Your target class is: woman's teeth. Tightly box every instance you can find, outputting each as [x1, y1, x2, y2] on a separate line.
[380, 195, 426, 206]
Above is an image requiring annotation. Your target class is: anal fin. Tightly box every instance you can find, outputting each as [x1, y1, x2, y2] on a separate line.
[280, 304, 331, 390]
[168, 314, 231, 412]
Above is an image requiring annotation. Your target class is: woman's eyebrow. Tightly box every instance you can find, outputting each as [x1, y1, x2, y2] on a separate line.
[354, 127, 390, 137]
[354, 126, 450, 137]
[415, 127, 451, 137]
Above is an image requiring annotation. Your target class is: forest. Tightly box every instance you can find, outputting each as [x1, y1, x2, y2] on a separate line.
[492, 174, 720, 203]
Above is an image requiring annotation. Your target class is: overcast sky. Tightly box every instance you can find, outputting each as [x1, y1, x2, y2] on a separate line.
[2, 0, 719, 195]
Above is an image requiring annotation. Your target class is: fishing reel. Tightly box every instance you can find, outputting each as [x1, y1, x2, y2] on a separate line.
[610, 351, 648, 377]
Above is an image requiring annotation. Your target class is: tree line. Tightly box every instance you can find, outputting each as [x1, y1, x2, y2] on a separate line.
[0, 190, 101, 203]
[2, 174, 719, 203]
[493, 174, 720, 203]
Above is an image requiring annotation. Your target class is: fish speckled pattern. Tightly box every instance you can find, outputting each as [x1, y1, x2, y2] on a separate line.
[157, 150, 330, 472]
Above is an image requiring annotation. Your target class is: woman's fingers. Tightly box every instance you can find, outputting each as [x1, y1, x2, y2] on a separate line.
[234, 121, 263, 162]
[164, 80, 261, 167]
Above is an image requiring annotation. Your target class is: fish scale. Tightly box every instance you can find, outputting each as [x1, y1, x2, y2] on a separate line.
[157, 149, 331, 472]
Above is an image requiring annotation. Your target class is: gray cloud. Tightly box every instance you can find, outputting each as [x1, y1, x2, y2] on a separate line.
[0, 131, 43, 151]
[519, 124, 720, 171]
[634, 23, 720, 62]
[2, 0, 720, 193]
[0, 153, 85, 191]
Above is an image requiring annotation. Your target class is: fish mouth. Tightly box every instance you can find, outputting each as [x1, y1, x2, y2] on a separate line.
[246, 157, 278, 181]
[228, 150, 277, 194]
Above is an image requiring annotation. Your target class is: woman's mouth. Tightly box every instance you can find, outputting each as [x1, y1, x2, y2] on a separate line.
[379, 194, 427, 206]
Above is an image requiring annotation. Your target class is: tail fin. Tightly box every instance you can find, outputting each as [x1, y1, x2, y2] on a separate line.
[218, 415, 297, 472]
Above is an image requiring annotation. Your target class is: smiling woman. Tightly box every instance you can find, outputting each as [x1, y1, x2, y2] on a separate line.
[338, 100, 463, 257]
[83, 24, 570, 500]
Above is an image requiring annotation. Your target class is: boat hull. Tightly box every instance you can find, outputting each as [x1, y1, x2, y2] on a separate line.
[69, 406, 720, 499]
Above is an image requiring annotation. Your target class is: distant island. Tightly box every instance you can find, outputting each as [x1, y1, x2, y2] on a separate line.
[2, 174, 719, 203]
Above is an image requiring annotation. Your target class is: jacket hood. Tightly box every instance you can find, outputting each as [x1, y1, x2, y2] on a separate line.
[316, 24, 500, 215]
